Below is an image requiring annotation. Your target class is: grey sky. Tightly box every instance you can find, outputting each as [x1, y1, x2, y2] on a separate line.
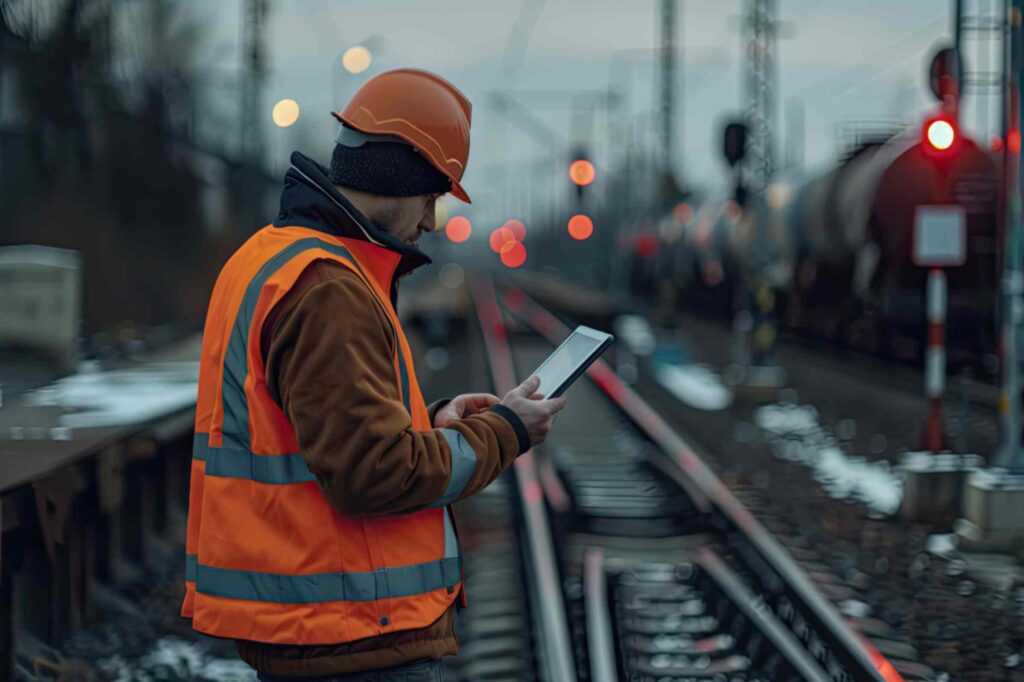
[189, 1, 968, 224]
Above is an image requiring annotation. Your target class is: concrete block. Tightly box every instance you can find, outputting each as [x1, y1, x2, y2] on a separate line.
[959, 469, 1024, 557]
[899, 452, 983, 525]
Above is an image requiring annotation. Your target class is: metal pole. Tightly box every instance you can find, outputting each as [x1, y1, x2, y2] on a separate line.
[955, 0, 964, 58]
[659, 0, 675, 180]
[922, 268, 949, 452]
[996, 0, 1024, 470]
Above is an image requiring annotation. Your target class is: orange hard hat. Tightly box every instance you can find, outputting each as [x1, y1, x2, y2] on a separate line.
[333, 68, 473, 203]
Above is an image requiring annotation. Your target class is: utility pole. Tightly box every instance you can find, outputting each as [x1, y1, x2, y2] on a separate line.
[955, 0, 964, 56]
[658, 0, 679, 191]
[995, 0, 1024, 471]
[240, 0, 268, 168]
[745, 0, 774, 196]
[729, 0, 785, 389]
[956, 0, 1004, 141]
[745, 0, 776, 197]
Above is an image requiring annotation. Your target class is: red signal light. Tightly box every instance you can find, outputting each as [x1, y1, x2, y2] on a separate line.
[924, 118, 956, 151]
[569, 160, 595, 186]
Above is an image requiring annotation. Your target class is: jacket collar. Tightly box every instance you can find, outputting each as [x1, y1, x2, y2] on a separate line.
[273, 152, 432, 283]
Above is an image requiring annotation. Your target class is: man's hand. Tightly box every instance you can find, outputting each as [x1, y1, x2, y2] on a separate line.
[434, 393, 501, 428]
[500, 376, 566, 449]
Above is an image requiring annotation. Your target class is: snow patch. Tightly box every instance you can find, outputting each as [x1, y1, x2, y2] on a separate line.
[26, 362, 199, 428]
[614, 315, 657, 356]
[754, 404, 903, 516]
[653, 362, 732, 411]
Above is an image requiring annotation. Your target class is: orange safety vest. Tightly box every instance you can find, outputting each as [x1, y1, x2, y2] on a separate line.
[181, 225, 461, 644]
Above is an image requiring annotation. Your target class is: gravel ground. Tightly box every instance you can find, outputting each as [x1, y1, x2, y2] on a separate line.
[626, 310, 1024, 681]
[34, 537, 255, 681]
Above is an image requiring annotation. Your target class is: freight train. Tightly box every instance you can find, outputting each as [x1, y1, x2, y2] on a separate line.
[624, 126, 1002, 371]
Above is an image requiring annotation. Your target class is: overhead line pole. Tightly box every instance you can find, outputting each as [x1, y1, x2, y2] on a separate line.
[659, 0, 678, 189]
[996, 0, 1024, 471]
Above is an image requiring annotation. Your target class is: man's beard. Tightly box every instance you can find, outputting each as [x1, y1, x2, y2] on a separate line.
[372, 217, 420, 249]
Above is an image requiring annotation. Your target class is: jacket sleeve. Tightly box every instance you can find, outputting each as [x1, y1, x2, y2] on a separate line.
[264, 262, 529, 517]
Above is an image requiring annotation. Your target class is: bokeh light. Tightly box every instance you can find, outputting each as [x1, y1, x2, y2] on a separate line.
[501, 241, 527, 268]
[439, 262, 465, 289]
[925, 119, 954, 150]
[568, 214, 593, 241]
[490, 226, 515, 253]
[672, 202, 693, 226]
[723, 200, 743, 223]
[272, 99, 300, 127]
[445, 216, 472, 243]
[504, 219, 526, 241]
[766, 183, 792, 210]
[568, 160, 595, 186]
[342, 46, 373, 74]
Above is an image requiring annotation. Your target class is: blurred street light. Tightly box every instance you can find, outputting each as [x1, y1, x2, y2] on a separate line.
[333, 39, 381, 111]
[568, 214, 594, 240]
[569, 159, 595, 186]
[343, 45, 373, 74]
[490, 226, 516, 253]
[445, 216, 472, 243]
[504, 219, 526, 241]
[272, 98, 300, 127]
[501, 241, 527, 268]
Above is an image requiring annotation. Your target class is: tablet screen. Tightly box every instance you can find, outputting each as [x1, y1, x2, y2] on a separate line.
[534, 331, 605, 398]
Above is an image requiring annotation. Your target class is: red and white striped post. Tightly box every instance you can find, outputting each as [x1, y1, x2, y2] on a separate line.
[921, 267, 948, 452]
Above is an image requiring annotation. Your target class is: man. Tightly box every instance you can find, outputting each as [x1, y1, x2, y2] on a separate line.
[181, 68, 565, 680]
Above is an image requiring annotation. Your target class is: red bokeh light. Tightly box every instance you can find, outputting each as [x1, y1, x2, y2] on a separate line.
[634, 234, 659, 259]
[568, 160, 595, 186]
[504, 219, 526, 241]
[991, 135, 1005, 152]
[723, 200, 742, 223]
[445, 216, 472, 243]
[489, 226, 515, 253]
[567, 214, 594, 241]
[502, 287, 525, 311]
[1009, 129, 1022, 154]
[673, 202, 693, 225]
[500, 241, 527, 268]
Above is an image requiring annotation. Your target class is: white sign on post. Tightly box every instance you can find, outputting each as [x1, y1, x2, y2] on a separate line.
[913, 205, 966, 267]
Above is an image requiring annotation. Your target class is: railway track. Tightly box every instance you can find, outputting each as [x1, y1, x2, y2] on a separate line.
[454, 277, 896, 682]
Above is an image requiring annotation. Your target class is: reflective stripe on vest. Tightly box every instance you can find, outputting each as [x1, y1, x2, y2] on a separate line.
[184, 512, 460, 603]
[221, 239, 409, 455]
[193, 430, 477, 492]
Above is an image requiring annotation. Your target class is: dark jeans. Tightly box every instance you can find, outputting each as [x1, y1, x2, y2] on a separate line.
[256, 658, 444, 682]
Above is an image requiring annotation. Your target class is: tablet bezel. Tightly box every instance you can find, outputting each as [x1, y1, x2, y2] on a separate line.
[531, 325, 614, 399]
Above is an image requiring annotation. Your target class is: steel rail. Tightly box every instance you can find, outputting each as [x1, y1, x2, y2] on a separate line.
[469, 277, 578, 682]
[499, 282, 892, 682]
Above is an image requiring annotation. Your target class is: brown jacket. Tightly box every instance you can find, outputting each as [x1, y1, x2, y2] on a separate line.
[234, 153, 528, 676]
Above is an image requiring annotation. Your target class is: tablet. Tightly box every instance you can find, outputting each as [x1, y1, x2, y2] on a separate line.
[531, 325, 615, 399]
